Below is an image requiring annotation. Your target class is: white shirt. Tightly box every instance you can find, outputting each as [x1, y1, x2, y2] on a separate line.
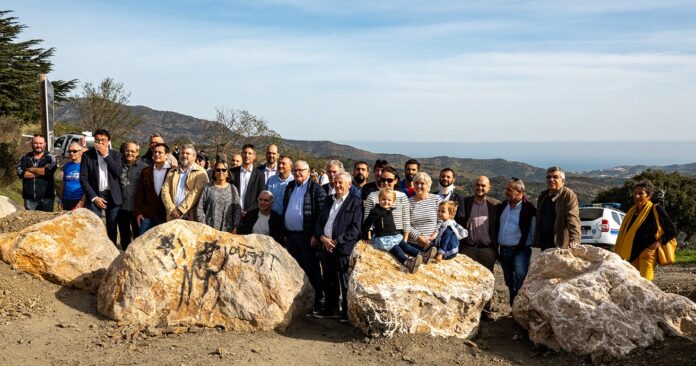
[323, 192, 349, 238]
[252, 212, 271, 235]
[153, 162, 171, 196]
[239, 165, 253, 210]
[97, 153, 109, 192]
[175, 165, 191, 208]
[263, 164, 277, 182]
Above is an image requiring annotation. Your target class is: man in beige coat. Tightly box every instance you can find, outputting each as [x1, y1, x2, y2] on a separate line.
[161, 144, 209, 221]
[535, 166, 581, 250]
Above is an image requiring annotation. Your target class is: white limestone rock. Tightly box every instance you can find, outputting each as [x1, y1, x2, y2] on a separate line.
[513, 245, 696, 361]
[97, 220, 313, 331]
[348, 241, 494, 339]
[0, 195, 18, 219]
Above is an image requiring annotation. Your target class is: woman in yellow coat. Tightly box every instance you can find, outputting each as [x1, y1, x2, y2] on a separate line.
[614, 181, 677, 281]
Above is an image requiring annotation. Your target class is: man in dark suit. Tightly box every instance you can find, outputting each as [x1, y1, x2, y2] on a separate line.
[79, 129, 123, 244]
[320, 160, 343, 196]
[134, 143, 173, 235]
[283, 160, 326, 313]
[256, 143, 279, 184]
[314, 171, 362, 321]
[321, 159, 361, 200]
[230, 144, 266, 217]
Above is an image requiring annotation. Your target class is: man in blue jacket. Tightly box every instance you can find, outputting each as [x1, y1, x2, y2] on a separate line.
[79, 129, 123, 245]
[314, 171, 362, 321]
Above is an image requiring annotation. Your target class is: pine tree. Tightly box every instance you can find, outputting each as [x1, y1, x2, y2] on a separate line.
[0, 10, 77, 122]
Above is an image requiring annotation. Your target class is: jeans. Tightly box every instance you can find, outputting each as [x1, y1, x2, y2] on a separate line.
[87, 191, 120, 245]
[319, 249, 350, 315]
[117, 210, 139, 250]
[499, 245, 531, 306]
[24, 198, 54, 212]
[285, 232, 323, 308]
[139, 217, 163, 235]
[389, 240, 422, 264]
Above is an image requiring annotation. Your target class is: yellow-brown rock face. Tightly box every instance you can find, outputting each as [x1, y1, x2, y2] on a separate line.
[0, 208, 119, 291]
[348, 241, 494, 339]
[513, 245, 696, 362]
[97, 220, 313, 331]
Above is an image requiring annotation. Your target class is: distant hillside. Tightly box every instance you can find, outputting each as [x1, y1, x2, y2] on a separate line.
[55, 101, 217, 144]
[283, 139, 548, 181]
[53, 101, 684, 204]
[580, 163, 696, 178]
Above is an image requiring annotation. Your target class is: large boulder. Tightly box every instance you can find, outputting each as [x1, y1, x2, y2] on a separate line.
[513, 245, 696, 361]
[97, 220, 313, 331]
[0, 208, 119, 291]
[348, 241, 494, 339]
[0, 195, 19, 219]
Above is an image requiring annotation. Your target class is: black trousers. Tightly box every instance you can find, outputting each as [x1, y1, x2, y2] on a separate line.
[320, 248, 350, 315]
[285, 232, 323, 307]
[117, 209, 139, 250]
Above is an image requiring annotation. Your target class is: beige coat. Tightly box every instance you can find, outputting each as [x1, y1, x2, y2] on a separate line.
[535, 186, 581, 249]
[161, 162, 209, 221]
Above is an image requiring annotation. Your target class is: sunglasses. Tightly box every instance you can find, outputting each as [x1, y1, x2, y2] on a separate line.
[68, 150, 81, 154]
[215, 168, 227, 173]
[379, 178, 396, 183]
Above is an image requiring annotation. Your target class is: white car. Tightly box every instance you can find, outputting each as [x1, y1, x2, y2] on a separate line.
[579, 204, 625, 248]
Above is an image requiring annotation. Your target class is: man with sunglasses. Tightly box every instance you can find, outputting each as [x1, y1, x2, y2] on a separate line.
[535, 167, 581, 251]
[79, 129, 123, 244]
[17, 134, 57, 212]
[59, 142, 85, 211]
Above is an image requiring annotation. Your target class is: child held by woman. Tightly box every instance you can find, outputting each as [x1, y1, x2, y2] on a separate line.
[363, 188, 437, 273]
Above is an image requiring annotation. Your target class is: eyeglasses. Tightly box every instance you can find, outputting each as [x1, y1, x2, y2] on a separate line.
[215, 168, 227, 173]
[546, 175, 562, 181]
[379, 178, 396, 183]
[293, 168, 308, 173]
[68, 150, 81, 154]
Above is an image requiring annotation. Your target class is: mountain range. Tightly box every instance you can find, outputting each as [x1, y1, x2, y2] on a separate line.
[54, 101, 694, 204]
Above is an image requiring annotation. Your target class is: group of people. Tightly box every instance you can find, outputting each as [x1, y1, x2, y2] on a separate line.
[17, 131, 677, 321]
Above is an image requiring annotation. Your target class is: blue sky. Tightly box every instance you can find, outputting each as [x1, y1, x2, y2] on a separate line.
[6, 0, 696, 142]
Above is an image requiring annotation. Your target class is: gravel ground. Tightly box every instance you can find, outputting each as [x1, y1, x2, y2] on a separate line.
[0, 211, 695, 365]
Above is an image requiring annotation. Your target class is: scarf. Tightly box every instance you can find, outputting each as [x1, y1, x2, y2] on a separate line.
[614, 201, 653, 260]
[434, 219, 468, 246]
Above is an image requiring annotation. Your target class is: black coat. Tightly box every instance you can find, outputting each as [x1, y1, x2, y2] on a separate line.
[238, 208, 284, 245]
[79, 147, 123, 205]
[282, 179, 326, 234]
[229, 165, 266, 211]
[314, 194, 363, 256]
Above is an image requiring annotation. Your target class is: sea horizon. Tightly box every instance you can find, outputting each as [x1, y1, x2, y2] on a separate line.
[335, 140, 696, 172]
